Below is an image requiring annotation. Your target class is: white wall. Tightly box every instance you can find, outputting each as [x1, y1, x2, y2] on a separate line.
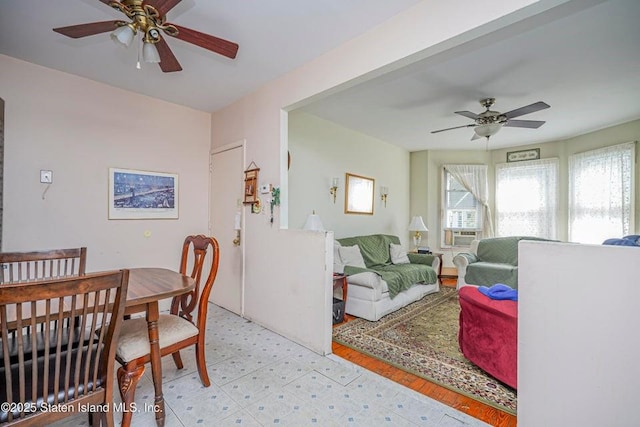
[210, 0, 556, 354]
[289, 112, 410, 244]
[519, 241, 640, 426]
[1, 55, 211, 271]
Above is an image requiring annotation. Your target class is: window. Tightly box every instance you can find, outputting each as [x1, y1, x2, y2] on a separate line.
[442, 165, 489, 247]
[495, 158, 559, 239]
[569, 142, 634, 244]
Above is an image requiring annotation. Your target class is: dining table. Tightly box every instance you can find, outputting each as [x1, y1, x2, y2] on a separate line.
[124, 267, 195, 427]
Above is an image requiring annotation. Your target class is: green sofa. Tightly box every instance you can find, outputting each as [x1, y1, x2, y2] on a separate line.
[335, 234, 440, 321]
[453, 236, 554, 289]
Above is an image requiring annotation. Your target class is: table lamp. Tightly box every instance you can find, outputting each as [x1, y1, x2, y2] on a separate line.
[408, 216, 428, 250]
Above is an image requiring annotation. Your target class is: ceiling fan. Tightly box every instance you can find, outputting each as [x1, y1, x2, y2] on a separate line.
[52, 0, 239, 73]
[431, 98, 550, 140]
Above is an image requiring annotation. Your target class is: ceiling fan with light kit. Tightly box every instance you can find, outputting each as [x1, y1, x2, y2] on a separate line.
[431, 98, 550, 141]
[52, 0, 239, 72]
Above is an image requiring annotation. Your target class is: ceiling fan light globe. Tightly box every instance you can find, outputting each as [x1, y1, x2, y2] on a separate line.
[474, 123, 502, 138]
[143, 41, 161, 63]
[111, 25, 135, 47]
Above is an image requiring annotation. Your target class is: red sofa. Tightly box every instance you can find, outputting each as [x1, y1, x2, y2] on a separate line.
[458, 285, 518, 389]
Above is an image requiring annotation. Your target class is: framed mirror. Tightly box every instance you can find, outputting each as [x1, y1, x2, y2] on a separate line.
[345, 173, 375, 215]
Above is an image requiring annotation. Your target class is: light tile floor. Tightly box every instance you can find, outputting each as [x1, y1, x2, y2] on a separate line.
[52, 304, 490, 427]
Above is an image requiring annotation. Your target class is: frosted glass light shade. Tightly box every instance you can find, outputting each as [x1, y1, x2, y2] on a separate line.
[303, 213, 325, 231]
[111, 25, 135, 47]
[143, 42, 161, 63]
[474, 123, 502, 138]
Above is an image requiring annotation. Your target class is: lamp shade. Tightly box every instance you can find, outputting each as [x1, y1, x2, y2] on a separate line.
[474, 123, 502, 138]
[408, 216, 428, 232]
[303, 213, 325, 231]
[111, 25, 135, 47]
[143, 42, 161, 63]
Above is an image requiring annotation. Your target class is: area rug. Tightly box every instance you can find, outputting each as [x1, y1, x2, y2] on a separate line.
[333, 287, 517, 414]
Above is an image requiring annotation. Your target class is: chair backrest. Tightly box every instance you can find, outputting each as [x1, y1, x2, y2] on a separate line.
[0, 247, 87, 284]
[0, 269, 129, 424]
[171, 235, 220, 330]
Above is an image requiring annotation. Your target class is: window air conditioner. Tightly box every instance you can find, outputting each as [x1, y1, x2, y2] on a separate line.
[444, 229, 480, 247]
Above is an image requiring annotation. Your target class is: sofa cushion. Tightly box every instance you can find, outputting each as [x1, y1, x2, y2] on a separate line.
[477, 237, 521, 265]
[333, 240, 345, 273]
[466, 262, 518, 289]
[390, 243, 410, 264]
[337, 234, 399, 268]
[339, 245, 366, 268]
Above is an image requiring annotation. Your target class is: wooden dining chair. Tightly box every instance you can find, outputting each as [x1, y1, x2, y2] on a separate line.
[115, 235, 219, 427]
[0, 269, 129, 426]
[0, 247, 87, 284]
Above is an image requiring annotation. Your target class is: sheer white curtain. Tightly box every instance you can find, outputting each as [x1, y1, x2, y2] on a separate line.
[443, 164, 494, 237]
[569, 142, 635, 244]
[495, 158, 559, 238]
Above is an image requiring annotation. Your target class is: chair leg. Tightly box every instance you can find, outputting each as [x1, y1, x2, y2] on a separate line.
[195, 341, 210, 387]
[118, 364, 145, 427]
[171, 351, 184, 370]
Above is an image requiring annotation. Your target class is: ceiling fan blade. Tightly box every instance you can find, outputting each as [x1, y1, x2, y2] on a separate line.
[99, 0, 112, 5]
[145, 0, 183, 16]
[503, 101, 550, 119]
[155, 38, 183, 72]
[431, 124, 475, 134]
[168, 24, 239, 59]
[455, 110, 479, 120]
[504, 119, 546, 129]
[53, 21, 120, 38]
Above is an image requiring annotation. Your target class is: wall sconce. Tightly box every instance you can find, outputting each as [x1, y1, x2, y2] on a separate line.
[233, 211, 241, 246]
[380, 186, 389, 207]
[329, 177, 339, 203]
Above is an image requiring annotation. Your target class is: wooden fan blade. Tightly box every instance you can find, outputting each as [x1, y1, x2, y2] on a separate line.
[155, 38, 183, 72]
[168, 24, 239, 59]
[53, 21, 120, 38]
[455, 110, 479, 120]
[99, 0, 111, 5]
[145, 0, 182, 16]
[431, 124, 475, 134]
[503, 119, 546, 129]
[503, 101, 550, 119]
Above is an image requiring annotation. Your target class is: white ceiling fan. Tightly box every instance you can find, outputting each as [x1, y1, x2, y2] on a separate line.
[431, 98, 550, 141]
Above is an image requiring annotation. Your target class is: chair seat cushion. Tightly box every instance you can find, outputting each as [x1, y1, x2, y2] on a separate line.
[116, 314, 199, 361]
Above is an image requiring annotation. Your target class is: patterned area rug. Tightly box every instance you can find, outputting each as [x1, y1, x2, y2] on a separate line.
[333, 287, 517, 414]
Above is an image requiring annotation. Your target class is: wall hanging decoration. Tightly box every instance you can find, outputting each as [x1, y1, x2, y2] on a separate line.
[243, 161, 260, 205]
[108, 167, 179, 219]
[507, 148, 540, 162]
[270, 187, 280, 225]
[345, 173, 375, 215]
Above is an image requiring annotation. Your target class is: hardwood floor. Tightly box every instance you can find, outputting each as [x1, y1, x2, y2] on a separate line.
[332, 278, 517, 427]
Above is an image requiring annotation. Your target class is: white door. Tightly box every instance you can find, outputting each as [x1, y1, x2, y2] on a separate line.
[209, 143, 244, 315]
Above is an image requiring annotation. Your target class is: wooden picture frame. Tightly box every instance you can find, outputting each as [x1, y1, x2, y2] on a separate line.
[108, 167, 178, 219]
[243, 163, 260, 204]
[345, 173, 375, 215]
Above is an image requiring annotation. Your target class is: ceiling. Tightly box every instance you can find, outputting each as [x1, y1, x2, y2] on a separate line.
[1, 1, 638, 152]
[299, 0, 640, 150]
[0, 0, 423, 112]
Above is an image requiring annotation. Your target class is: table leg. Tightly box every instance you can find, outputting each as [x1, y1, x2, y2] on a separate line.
[146, 302, 165, 427]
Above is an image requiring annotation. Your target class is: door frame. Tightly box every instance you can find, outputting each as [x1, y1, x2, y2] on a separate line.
[209, 139, 246, 316]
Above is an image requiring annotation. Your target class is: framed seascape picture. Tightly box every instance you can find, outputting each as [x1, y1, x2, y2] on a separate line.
[345, 173, 375, 215]
[108, 168, 179, 219]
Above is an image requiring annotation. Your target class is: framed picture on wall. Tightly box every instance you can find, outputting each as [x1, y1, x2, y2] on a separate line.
[345, 173, 375, 215]
[108, 168, 179, 219]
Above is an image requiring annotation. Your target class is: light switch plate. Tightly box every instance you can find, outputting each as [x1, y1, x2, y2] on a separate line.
[40, 170, 53, 184]
[259, 184, 271, 194]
